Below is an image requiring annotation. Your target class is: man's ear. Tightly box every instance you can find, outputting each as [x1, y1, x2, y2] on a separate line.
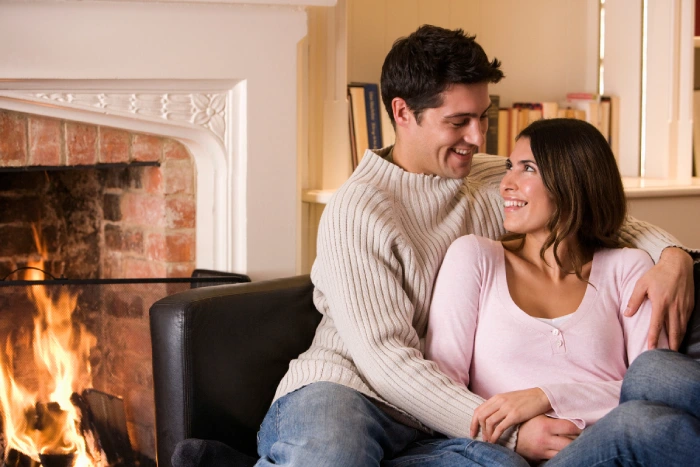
[392, 97, 413, 128]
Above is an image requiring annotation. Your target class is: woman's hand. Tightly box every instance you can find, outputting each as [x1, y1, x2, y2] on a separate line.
[470, 388, 552, 443]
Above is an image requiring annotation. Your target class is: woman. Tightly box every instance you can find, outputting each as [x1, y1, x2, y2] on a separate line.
[425, 118, 668, 451]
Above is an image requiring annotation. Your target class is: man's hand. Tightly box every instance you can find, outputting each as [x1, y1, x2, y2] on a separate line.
[470, 388, 551, 443]
[625, 247, 694, 350]
[515, 415, 581, 462]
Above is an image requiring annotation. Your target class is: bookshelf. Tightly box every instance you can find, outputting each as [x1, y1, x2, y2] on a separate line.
[299, 0, 699, 271]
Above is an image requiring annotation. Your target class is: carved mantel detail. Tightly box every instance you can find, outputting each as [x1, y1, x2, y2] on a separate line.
[31, 92, 227, 142]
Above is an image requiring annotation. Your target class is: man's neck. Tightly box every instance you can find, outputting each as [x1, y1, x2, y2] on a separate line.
[391, 139, 414, 172]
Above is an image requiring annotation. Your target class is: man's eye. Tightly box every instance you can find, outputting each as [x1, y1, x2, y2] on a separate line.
[450, 121, 467, 128]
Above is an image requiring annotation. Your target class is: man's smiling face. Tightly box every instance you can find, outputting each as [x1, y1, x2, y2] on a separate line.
[398, 82, 491, 179]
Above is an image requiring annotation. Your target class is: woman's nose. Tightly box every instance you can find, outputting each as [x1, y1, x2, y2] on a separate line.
[500, 171, 515, 194]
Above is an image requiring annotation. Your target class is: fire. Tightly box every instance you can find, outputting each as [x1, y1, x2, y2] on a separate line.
[0, 226, 99, 466]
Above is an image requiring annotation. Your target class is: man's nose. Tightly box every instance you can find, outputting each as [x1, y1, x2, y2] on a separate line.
[463, 119, 485, 149]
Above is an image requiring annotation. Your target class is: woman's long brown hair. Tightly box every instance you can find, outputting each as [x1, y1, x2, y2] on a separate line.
[502, 118, 629, 280]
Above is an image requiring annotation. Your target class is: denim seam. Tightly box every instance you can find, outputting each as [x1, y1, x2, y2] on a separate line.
[386, 452, 453, 467]
[586, 454, 643, 467]
[275, 398, 281, 440]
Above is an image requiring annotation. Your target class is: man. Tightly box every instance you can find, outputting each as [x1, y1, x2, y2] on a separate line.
[175, 25, 695, 466]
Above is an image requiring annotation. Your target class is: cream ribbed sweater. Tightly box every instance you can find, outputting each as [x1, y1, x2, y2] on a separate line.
[274, 147, 679, 449]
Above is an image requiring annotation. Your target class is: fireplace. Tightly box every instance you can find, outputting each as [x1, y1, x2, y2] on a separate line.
[0, 107, 209, 464]
[0, 0, 325, 463]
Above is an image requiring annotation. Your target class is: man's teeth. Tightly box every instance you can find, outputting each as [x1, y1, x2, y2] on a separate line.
[453, 148, 469, 155]
[504, 200, 527, 207]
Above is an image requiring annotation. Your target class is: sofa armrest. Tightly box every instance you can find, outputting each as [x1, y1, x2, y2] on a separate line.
[150, 275, 319, 467]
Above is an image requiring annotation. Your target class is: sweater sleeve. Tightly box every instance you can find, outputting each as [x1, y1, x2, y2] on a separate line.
[315, 186, 518, 448]
[619, 215, 700, 263]
[538, 248, 669, 428]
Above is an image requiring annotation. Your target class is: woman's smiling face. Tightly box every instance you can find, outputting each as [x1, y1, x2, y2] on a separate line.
[499, 137, 555, 237]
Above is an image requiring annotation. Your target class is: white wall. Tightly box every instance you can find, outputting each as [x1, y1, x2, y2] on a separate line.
[0, 1, 309, 280]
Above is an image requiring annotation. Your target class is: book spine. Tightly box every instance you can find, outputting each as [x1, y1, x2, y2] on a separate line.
[362, 83, 383, 149]
[485, 95, 500, 154]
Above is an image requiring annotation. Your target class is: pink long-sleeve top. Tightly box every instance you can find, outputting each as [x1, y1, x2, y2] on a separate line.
[425, 235, 668, 429]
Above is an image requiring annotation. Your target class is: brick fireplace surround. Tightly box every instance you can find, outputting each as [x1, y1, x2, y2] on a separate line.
[0, 109, 196, 281]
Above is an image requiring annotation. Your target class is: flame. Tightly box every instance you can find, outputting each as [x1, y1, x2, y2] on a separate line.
[0, 226, 99, 466]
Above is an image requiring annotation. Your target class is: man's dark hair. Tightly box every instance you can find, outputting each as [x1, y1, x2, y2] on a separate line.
[380, 24, 504, 126]
[504, 118, 628, 280]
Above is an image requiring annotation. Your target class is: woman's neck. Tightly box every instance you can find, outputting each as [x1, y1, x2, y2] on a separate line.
[507, 233, 588, 281]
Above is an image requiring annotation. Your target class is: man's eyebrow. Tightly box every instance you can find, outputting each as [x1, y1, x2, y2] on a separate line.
[443, 103, 492, 119]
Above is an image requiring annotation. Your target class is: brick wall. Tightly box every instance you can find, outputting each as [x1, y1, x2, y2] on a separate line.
[0, 109, 196, 280]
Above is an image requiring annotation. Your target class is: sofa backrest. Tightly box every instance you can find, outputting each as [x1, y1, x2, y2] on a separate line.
[150, 275, 320, 465]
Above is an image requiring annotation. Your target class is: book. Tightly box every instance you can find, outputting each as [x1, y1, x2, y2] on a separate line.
[606, 95, 621, 161]
[599, 96, 612, 142]
[512, 102, 544, 133]
[348, 85, 369, 168]
[541, 101, 559, 120]
[693, 91, 700, 176]
[508, 107, 520, 153]
[561, 93, 602, 132]
[379, 91, 395, 147]
[347, 92, 358, 169]
[484, 95, 500, 155]
[497, 108, 510, 156]
[348, 83, 384, 167]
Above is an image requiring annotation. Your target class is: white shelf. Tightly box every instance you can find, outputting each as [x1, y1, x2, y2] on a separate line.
[622, 177, 700, 198]
[302, 189, 336, 205]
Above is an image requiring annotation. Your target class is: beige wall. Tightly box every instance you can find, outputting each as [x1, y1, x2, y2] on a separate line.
[348, 0, 597, 107]
[628, 197, 700, 250]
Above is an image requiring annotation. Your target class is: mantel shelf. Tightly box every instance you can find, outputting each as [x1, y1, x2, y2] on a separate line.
[303, 178, 700, 205]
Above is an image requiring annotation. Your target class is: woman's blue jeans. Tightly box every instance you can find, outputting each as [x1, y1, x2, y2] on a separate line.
[255, 381, 528, 467]
[546, 349, 700, 466]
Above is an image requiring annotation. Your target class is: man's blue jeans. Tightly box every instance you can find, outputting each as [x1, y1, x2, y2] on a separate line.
[255, 381, 528, 467]
[546, 350, 700, 466]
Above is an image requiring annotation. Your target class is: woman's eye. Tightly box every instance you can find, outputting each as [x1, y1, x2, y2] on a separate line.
[524, 165, 535, 172]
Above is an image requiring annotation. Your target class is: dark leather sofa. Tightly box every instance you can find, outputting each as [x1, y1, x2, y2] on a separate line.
[150, 264, 700, 467]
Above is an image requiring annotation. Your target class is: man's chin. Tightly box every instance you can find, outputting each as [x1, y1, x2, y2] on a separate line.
[449, 165, 472, 179]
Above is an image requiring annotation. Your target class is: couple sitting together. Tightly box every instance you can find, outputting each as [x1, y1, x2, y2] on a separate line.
[176, 24, 700, 466]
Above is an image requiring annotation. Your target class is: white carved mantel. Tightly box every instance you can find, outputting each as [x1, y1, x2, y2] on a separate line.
[0, 0, 334, 279]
